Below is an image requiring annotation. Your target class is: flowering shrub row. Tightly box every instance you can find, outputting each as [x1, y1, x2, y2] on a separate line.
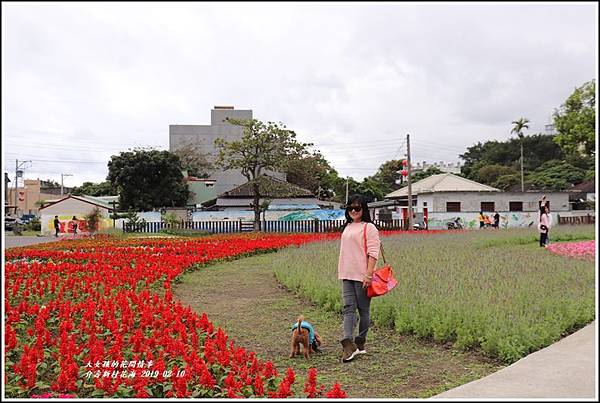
[273, 228, 596, 363]
[5, 233, 347, 398]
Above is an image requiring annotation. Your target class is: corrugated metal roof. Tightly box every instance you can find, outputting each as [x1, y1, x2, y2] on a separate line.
[386, 173, 500, 198]
[77, 195, 114, 209]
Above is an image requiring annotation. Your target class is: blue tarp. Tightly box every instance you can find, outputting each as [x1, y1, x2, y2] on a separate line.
[279, 209, 345, 221]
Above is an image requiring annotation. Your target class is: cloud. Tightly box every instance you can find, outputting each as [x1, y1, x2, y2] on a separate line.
[2, 2, 597, 185]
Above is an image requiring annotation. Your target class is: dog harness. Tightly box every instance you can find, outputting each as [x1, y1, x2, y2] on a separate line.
[291, 321, 315, 345]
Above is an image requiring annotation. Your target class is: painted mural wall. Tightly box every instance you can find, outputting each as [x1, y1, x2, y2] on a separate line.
[41, 215, 113, 236]
[427, 211, 541, 230]
[192, 209, 346, 222]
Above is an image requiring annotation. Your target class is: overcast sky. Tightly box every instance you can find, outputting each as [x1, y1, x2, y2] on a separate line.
[2, 2, 597, 188]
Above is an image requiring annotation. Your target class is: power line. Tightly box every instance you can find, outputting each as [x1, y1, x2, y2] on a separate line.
[411, 139, 469, 153]
[314, 138, 406, 147]
[3, 133, 166, 147]
[314, 142, 407, 152]
[2, 156, 108, 164]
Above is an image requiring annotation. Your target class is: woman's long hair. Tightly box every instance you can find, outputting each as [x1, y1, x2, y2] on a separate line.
[341, 194, 373, 231]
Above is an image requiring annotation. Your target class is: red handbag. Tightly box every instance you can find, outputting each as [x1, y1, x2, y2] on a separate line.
[363, 223, 398, 298]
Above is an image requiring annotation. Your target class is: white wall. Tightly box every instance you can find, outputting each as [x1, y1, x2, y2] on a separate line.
[427, 191, 570, 213]
[40, 198, 111, 236]
[428, 211, 553, 230]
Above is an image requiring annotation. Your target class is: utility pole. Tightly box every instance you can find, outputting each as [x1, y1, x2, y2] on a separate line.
[345, 177, 349, 205]
[14, 159, 31, 216]
[520, 139, 524, 192]
[110, 200, 118, 228]
[406, 134, 413, 230]
[61, 173, 73, 196]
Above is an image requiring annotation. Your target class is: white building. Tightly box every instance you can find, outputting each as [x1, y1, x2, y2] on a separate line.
[38, 195, 115, 236]
[384, 173, 570, 229]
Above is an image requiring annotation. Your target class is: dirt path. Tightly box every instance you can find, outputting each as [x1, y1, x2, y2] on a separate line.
[174, 253, 503, 398]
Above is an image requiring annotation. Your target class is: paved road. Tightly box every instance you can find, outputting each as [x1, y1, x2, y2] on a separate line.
[3, 235, 62, 249]
[434, 321, 597, 399]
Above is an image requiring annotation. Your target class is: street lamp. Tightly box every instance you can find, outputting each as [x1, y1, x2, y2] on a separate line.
[61, 173, 73, 196]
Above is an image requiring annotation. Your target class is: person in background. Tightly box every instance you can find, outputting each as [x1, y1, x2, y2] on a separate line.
[539, 195, 551, 245]
[72, 216, 79, 235]
[539, 195, 550, 218]
[539, 206, 551, 247]
[478, 211, 485, 229]
[53, 215, 60, 237]
[493, 211, 500, 229]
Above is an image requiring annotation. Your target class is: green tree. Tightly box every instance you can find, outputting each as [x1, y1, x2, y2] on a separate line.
[123, 210, 147, 232]
[162, 211, 180, 227]
[370, 160, 405, 195]
[34, 199, 47, 209]
[493, 174, 521, 191]
[325, 176, 359, 204]
[41, 179, 61, 188]
[215, 119, 311, 230]
[85, 206, 103, 234]
[285, 150, 340, 198]
[107, 148, 190, 211]
[411, 166, 443, 183]
[71, 181, 115, 197]
[172, 142, 213, 178]
[460, 134, 564, 179]
[472, 164, 518, 186]
[357, 177, 386, 203]
[553, 80, 595, 158]
[526, 160, 587, 191]
[320, 169, 347, 202]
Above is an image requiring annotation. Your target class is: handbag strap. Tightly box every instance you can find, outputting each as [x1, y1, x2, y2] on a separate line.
[363, 223, 386, 264]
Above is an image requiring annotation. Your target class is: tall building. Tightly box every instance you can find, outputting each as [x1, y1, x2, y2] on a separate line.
[6, 179, 71, 216]
[169, 106, 285, 196]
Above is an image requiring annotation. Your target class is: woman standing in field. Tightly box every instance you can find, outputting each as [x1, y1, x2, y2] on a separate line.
[338, 194, 381, 362]
[539, 206, 551, 247]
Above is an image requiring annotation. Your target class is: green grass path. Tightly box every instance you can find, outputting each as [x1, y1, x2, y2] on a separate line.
[173, 253, 503, 398]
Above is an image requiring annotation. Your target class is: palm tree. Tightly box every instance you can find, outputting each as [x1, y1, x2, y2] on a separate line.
[511, 118, 530, 192]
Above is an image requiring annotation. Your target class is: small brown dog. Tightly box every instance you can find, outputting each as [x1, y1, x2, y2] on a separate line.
[290, 316, 322, 359]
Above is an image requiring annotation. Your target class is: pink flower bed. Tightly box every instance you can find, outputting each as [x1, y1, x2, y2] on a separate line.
[546, 240, 595, 260]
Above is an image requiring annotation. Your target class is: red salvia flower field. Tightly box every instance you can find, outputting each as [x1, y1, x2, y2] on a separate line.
[4, 233, 357, 398]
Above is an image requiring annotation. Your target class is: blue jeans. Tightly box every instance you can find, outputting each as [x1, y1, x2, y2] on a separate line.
[342, 280, 371, 341]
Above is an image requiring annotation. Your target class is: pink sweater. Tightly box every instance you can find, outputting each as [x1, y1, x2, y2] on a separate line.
[538, 213, 551, 232]
[338, 222, 381, 282]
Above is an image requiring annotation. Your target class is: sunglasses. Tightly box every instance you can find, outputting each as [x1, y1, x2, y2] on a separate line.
[347, 206, 362, 213]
